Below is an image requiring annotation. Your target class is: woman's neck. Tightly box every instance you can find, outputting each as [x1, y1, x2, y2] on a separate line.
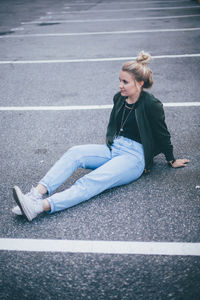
[126, 91, 142, 104]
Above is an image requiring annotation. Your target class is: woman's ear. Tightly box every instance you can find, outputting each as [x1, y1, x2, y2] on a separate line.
[139, 81, 144, 87]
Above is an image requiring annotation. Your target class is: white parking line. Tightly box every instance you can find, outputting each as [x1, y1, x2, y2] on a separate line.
[21, 14, 200, 24]
[61, 6, 200, 14]
[0, 54, 199, 65]
[0, 103, 199, 111]
[1, 238, 200, 256]
[64, 1, 191, 6]
[1, 27, 200, 38]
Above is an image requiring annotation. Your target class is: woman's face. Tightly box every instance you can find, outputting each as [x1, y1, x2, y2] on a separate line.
[119, 70, 143, 99]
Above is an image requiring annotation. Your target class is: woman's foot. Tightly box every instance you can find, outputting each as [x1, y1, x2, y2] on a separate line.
[12, 186, 43, 221]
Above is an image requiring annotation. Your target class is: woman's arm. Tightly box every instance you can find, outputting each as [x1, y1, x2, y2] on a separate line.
[148, 98, 189, 168]
[106, 93, 119, 148]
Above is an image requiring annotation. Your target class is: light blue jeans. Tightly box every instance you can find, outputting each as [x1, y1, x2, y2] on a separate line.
[39, 136, 145, 213]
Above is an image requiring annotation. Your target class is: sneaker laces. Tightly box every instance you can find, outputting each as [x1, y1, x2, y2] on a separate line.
[26, 187, 43, 202]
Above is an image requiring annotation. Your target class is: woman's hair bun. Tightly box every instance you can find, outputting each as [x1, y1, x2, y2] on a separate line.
[136, 51, 151, 65]
[122, 50, 153, 89]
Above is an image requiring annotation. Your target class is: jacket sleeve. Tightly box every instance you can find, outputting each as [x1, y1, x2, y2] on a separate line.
[105, 93, 119, 148]
[148, 98, 175, 161]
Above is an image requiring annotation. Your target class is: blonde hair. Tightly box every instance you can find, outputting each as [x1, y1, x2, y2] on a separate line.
[122, 51, 153, 89]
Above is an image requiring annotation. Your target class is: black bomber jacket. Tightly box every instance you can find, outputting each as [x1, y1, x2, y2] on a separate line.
[106, 91, 175, 172]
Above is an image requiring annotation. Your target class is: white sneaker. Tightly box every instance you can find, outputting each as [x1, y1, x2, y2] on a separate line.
[12, 205, 23, 215]
[12, 187, 43, 216]
[12, 186, 43, 221]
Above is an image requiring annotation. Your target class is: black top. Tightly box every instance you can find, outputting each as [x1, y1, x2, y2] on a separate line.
[116, 99, 141, 143]
[106, 91, 175, 171]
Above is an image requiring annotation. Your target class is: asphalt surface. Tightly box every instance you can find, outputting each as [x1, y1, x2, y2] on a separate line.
[0, 0, 200, 299]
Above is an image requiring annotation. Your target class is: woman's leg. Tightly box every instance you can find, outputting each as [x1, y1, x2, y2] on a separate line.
[12, 138, 145, 220]
[12, 144, 112, 220]
[47, 149, 145, 213]
[39, 144, 112, 195]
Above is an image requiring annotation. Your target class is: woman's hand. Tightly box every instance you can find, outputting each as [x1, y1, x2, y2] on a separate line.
[169, 159, 190, 168]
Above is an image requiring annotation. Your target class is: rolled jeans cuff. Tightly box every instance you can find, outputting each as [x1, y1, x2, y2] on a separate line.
[39, 180, 51, 195]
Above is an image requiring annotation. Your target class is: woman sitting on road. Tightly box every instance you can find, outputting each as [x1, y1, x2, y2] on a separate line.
[12, 51, 189, 221]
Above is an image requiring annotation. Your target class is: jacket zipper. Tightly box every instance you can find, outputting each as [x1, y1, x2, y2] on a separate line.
[114, 100, 125, 139]
[135, 109, 150, 173]
[135, 109, 141, 142]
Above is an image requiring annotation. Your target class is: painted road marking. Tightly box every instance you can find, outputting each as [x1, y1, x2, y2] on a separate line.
[61, 6, 200, 14]
[0, 238, 200, 256]
[64, 1, 191, 6]
[0, 103, 199, 111]
[1, 27, 200, 38]
[21, 14, 200, 24]
[0, 54, 200, 65]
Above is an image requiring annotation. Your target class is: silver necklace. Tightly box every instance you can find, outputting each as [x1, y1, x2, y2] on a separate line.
[118, 102, 135, 135]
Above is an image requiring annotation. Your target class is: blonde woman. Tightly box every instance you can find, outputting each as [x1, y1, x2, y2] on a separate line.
[12, 51, 189, 221]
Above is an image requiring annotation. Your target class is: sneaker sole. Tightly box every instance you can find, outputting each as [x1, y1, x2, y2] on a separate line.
[13, 186, 32, 221]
